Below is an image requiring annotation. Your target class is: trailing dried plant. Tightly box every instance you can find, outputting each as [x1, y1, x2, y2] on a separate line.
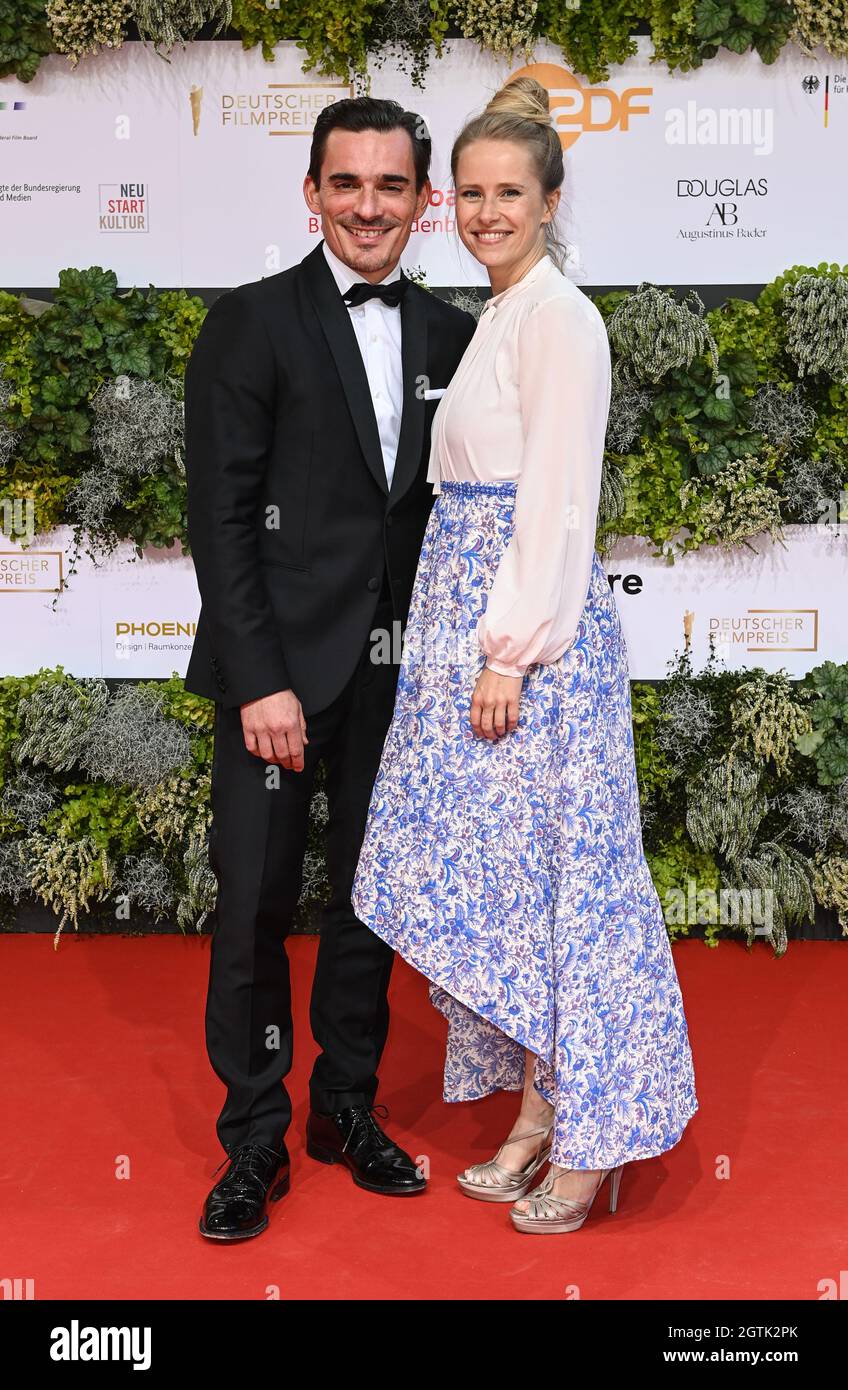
[13, 677, 109, 773]
[782, 272, 848, 383]
[791, 1, 848, 60]
[605, 368, 654, 452]
[0, 767, 59, 831]
[607, 284, 720, 384]
[780, 453, 844, 524]
[448, 0, 537, 58]
[685, 752, 767, 860]
[46, 0, 131, 68]
[597, 455, 627, 534]
[90, 375, 184, 477]
[117, 850, 176, 918]
[748, 382, 816, 448]
[24, 829, 115, 946]
[0, 838, 29, 902]
[175, 823, 217, 931]
[135, 767, 212, 853]
[448, 289, 485, 322]
[811, 850, 848, 934]
[131, 0, 232, 54]
[79, 684, 192, 789]
[66, 465, 126, 538]
[774, 784, 844, 853]
[729, 671, 813, 775]
[721, 840, 815, 956]
[656, 682, 717, 760]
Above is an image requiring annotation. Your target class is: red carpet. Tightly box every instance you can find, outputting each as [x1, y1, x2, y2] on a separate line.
[1, 933, 845, 1300]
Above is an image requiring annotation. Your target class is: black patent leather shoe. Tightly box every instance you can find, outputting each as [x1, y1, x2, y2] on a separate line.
[199, 1140, 290, 1241]
[306, 1103, 426, 1195]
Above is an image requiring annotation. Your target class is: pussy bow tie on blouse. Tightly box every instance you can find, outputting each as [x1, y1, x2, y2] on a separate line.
[342, 278, 408, 308]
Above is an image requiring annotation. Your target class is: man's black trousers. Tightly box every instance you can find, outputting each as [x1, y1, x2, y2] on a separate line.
[204, 595, 399, 1154]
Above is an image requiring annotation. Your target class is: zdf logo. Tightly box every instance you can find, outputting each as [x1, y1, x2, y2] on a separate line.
[507, 63, 652, 151]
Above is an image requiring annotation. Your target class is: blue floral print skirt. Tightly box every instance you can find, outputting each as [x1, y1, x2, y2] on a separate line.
[351, 479, 698, 1169]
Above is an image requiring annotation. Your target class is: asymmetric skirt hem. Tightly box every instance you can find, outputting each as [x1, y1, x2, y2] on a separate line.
[356, 889, 699, 1169]
[352, 481, 699, 1173]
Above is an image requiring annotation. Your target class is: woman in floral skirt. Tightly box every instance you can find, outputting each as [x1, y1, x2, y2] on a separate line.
[351, 76, 698, 1233]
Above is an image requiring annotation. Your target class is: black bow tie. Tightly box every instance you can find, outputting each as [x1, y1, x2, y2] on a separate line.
[342, 277, 408, 309]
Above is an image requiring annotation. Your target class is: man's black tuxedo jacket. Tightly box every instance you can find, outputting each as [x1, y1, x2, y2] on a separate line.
[182, 240, 477, 716]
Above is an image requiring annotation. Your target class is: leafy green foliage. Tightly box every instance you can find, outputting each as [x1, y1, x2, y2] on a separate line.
[2, 257, 845, 625]
[5, 268, 153, 468]
[648, 0, 794, 70]
[811, 380, 848, 477]
[601, 437, 688, 553]
[0, 0, 54, 81]
[693, 0, 794, 65]
[631, 681, 673, 804]
[229, 0, 296, 61]
[1, 271, 206, 550]
[626, 647, 843, 952]
[643, 350, 763, 480]
[291, 0, 384, 78]
[536, 0, 641, 82]
[1, 661, 845, 947]
[647, 0, 702, 71]
[707, 294, 789, 385]
[3, 0, 829, 85]
[596, 266, 848, 553]
[41, 779, 144, 855]
[646, 828, 723, 945]
[796, 661, 848, 787]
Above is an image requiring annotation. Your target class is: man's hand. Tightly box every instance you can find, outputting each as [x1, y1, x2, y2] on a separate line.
[240, 690, 309, 771]
[470, 667, 523, 740]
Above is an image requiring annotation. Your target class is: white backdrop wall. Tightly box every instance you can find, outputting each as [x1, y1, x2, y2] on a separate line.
[0, 524, 846, 681]
[1, 37, 846, 287]
[1, 37, 847, 679]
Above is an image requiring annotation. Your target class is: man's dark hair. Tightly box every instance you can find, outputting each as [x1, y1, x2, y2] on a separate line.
[308, 97, 431, 192]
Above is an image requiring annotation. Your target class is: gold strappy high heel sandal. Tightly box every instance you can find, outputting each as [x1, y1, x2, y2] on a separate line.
[456, 1124, 553, 1203]
[510, 1162, 626, 1232]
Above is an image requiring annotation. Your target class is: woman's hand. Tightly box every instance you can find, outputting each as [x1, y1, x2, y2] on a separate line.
[470, 667, 523, 740]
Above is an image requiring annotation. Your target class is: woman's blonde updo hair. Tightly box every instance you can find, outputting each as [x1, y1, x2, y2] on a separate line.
[450, 76, 568, 272]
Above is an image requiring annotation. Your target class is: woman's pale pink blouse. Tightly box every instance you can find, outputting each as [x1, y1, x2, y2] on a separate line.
[427, 253, 612, 678]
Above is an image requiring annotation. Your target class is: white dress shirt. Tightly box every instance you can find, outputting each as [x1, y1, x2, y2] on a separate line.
[322, 239, 404, 490]
[426, 253, 612, 677]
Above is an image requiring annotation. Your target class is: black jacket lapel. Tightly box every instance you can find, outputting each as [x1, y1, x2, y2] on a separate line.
[388, 283, 429, 508]
[300, 241, 389, 497]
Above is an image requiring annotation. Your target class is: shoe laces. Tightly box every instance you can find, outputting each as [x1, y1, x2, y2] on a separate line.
[341, 1103, 390, 1154]
[211, 1141, 286, 1195]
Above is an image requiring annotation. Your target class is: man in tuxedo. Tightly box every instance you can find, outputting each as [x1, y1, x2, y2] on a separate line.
[183, 96, 476, 1240]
